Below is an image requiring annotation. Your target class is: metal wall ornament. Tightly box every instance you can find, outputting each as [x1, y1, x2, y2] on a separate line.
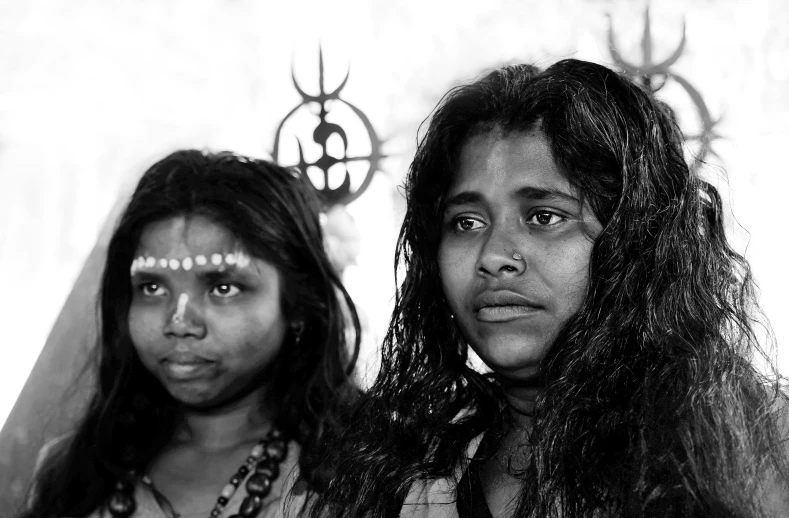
[608, 7, 722, 172]
[272, 48, 385, 207]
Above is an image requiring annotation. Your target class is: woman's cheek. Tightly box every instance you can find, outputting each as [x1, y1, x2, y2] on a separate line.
[128, 306, 159, 353]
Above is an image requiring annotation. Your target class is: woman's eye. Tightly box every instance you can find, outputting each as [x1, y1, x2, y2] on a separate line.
[211, 284, 241, 298]
[140, 283, 166, 296]
[453, 216, 485, 232]
[527, 211, 565, 226]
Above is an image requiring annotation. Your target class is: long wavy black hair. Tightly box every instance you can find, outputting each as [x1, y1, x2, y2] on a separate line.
[308, 59, 788, 517]
[22, 150, 361, 517]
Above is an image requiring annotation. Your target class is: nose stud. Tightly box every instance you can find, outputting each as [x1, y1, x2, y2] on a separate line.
[512, 252, 523, 261]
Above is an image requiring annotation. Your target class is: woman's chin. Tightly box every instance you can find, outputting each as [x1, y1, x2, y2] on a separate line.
[164, 384, 222, 410]
[472, 340, 546, 382]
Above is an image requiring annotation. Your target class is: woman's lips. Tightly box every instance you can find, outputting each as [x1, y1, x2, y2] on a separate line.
[161, 353, 213, 380]
[473, 289, 544, 322]
[476, 304, 542, 323]
[162, 361, 212, 380]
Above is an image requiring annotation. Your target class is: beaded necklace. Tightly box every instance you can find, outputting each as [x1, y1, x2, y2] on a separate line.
[107, 428, 288, 518]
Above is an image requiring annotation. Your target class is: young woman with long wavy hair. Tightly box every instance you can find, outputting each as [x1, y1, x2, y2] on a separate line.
[308, 59, 789, 517]
[22, 150, 360, 518]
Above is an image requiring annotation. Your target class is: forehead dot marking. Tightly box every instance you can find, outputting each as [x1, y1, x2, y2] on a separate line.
[145, 257, 155, 268]
[211, 253, 223, 266]
[169, 258, 180, 270]
[182, 257, 194, 271]
[236, 253, 250, 268]
[159, 258, 168, 268]
[195, 255, 207, 266]
[225, 253, 237, 265]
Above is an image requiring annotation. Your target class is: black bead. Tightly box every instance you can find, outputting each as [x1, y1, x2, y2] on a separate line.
[255, 458, 279, 479]
[239, 495, 263, 517]
[108, 490, 136, 517]
[269, 428, 283, 440]
[238, 464, 250, 476]
[115, 477, 135, 492]
[217, 496, 229, 505]
[246, 473, 273, 497]
[231, 476, 241, 486]
[292, 479, 309, 496]
[265, 439, 287, 462]
[210, 510, 221, 517]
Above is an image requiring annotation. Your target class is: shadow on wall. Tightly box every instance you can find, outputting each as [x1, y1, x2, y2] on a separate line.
[0, 194, 130, 515]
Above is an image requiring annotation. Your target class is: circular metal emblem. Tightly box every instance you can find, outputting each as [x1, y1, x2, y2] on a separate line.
[273, 49, 385, 206]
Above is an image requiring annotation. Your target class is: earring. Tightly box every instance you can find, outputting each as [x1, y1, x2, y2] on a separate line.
[292, 321, 305, 345]
[512, 252, 523, 261]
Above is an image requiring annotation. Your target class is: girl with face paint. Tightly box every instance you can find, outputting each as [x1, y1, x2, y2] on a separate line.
[22, 151, 360, 518]
[308, 60, 789, 518]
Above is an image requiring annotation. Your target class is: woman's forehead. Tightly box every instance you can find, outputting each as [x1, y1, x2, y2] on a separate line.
[135, 215, 246, 257]
[448, 129, 574, 199]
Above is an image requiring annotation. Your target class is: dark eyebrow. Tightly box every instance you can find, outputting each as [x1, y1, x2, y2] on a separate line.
[443, 191, 484, 211]
[130, 271, 166, 283]
[130, 267, 251, 284]
[443, 187, 579, 212]
[195, 268, 251, 284]
[515, 186, 579, 204]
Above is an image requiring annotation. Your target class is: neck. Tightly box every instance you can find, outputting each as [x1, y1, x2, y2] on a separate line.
[174, 387, 275, 452]
[484, 376, 541, 479]
[499, 375, 541, 431]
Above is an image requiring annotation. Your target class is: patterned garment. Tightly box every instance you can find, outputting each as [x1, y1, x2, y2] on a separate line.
[30, 438, 307, 518]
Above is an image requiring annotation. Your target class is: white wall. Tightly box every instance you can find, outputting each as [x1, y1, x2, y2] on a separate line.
[1, 0, 787, 429]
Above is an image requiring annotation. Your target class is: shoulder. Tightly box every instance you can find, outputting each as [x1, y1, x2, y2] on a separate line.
[34, 433, 73, 474]
[26, 434, 74, 511]
[757, 388, 789, 516]
[277, 458, 311, 518]
[257, 439, 307, 518]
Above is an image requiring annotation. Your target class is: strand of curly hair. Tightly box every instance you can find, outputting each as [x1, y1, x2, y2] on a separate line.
[306, 60, 788, 518]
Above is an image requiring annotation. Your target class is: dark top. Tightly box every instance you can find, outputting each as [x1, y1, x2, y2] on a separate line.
[456, 431, 495, 518]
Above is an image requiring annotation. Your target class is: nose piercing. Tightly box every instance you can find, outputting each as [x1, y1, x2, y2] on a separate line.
[512, 252, 523, 261]
[172, 293, 189, 324]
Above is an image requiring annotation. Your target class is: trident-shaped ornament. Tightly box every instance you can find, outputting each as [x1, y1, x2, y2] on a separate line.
[608, 6, 721, 170]
[272, 47, 385, 206]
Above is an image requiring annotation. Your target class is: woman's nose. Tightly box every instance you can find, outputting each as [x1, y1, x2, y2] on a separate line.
[476, 224, 526, 277]
[163, 293, 206, 339]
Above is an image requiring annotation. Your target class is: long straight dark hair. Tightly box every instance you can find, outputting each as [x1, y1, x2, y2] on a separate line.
[23, 150, 361, 517]
[309, 59, 788, 517]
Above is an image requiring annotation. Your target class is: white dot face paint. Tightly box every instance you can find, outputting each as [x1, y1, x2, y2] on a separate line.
[130, 249, 255, 276]
[236, 252, 250, 268]
[172, 293, 189, 324]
